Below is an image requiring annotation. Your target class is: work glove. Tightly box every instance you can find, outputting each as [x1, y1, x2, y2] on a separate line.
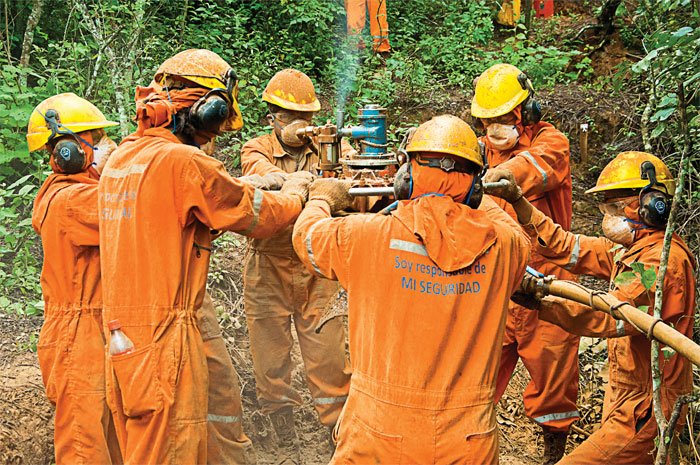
[483, 168, 523, 204]
[280, 171, 315, 205]
[510, 274, 547, 310]
[261, 172, 288, 190]
[238, 174, 267, 190]
[308, 178, 354, 213]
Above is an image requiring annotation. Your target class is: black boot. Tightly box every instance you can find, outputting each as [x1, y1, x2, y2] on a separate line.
[542, 428, 568, 465]
[269, 407, 302, 465]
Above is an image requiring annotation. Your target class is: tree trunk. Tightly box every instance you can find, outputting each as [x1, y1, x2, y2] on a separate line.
[598, 0, 622, 36]
[524, 0, 533, 38]
[18, 0, 45, 89]
[652, 82, 692, 465]
[73, 0, 146, 137]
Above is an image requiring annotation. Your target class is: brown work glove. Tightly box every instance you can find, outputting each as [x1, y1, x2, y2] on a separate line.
[510, 274, 548, 310]
[483, 168, 523, 204]
[308, 178, 354, 213]
[261, 172, 288, 190]
[238, 174, 266, 190]
[280, 171, 315, 205]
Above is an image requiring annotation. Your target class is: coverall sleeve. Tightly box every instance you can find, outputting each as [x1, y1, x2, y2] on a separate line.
[539, 297, 633, 338]
[539, 252, 689, 339]
[64, 184, 100, 247]
[240, 138, 286, 176]
[181, 153, 301, 239]
[292, 199, 355, 285]
[498, 126, 569, 198]
[481, 195, 531, 295]
[525, 206, 616, 280]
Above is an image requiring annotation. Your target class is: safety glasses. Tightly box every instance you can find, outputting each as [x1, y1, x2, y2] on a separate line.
[598, 196, 637, 215]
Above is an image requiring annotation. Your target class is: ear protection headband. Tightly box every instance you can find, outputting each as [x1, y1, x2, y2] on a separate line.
[638, 161, 671, 229]
[517, 73, 542, 126]
[41, 109, 95, 174]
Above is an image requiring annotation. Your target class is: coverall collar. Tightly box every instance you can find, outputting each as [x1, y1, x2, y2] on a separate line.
[33, 172, 97, 234]
[621, 229, 695, 269]
[393, 195, 496, 272]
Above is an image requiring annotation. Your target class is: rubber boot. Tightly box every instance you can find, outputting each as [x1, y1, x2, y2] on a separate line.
[542, 428, 568, 465]
[269, 407, 302, 465]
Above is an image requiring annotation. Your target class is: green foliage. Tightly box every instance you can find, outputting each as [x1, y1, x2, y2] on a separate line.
[498, 34, 582, 86]
[619, 1, 699, 146]
[17, 331, 39, 352]
[614, 261, 657, 290]
[0, 173, 44, 316]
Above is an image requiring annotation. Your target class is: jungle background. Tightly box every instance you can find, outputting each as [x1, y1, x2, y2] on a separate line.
[0, 0, 699, 463]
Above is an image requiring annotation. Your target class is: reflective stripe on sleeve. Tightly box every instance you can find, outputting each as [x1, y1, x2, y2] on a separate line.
[533, 410, 580, 424]
[616, 319, 626, 336]
[241, 188, 264, 235]
[521, 151, 548, 187]
[314, 395, 348, 406]
[389, 239, 428, 257]
[207, 414, 240, 424]
[564, 235, 581, 270]
[305, 218, 333, 277]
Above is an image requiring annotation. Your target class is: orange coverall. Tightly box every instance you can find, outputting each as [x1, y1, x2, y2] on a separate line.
[292, 194, 530, 463]
[524, 207, 696, 464]
[345, 0, 391, 52]
[99, 127, 302, 465]
[484, 121, 580, 432]
[241, 133, 351, 426]
[33, 172, 121, 465]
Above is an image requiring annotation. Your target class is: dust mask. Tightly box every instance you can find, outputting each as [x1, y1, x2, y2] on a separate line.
[278, 119, 309, 147]
[92, 136, 118, 174]
[486, 123, 519, 151]
[602, 214, 635, 246]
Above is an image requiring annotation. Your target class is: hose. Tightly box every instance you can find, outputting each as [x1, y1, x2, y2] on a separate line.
[544, 279, 700, 367]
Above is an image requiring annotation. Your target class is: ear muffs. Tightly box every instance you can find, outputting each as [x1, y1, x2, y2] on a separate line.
[463, 141, 488, 209]
[517, 73, 542, 126]
[52, 137, 86, 174]
[393, 161, 413, 200]
[189, 91, 230, 133]
[639, 191, 670, 228]
[638, 160, 671, 228]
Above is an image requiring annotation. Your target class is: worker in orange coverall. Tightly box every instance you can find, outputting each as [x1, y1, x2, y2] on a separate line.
[240, 69, 352, 462]
[345, 0, 391, 53]
[28, 93, 122, 465]
[486, 151, 695, 464]
[292, 114, 531, 464]
[471, 63, 579, 464]
[99, 49, 312, 465]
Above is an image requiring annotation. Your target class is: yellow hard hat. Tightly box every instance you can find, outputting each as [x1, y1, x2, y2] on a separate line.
[406, 115, 483, 168]
[262, 69, 320, 112]
[471, 63, 532, 119]
[586, 151, 676, 194]
[154, 49, 243, 130]
[26, 93, 118, 152]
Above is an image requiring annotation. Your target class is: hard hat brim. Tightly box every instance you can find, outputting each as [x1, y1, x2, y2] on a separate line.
[262, 92, 321, 112]
[26, 120, 119, 152]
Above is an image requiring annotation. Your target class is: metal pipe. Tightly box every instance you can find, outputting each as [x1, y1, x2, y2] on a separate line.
[267, 180, 511, 197]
